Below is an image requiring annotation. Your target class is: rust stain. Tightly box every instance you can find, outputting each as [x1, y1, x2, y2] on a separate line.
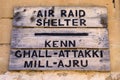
[14, 12, 22, 22]
[106, 74, 120, 80]
[57, 73, 68, 77]
[100, 14, 108, 28]
[33, 11, 36, 14]
[23, 9, 27, 12]
[112, 0, 115, 8]
[30, 16, 36, 22]
[51, 6, 55, 11]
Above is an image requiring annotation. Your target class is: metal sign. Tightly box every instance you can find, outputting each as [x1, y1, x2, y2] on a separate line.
[9, 7, 110, 71]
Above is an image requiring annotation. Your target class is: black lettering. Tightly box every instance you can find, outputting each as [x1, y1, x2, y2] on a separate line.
[80, 19, 86, 26]
[61, 10, 67, 17]
[58, 60, 64, 67]
[59, 50, 65, 57]
[53, 40, 58, 47]
[23, 50, 30, 58]
[58, 19, 64, 26]
[81, 60, 88, 67]
[24, 61, 33, 68]
[46, 50, 51, 57]
[51, 19, 57, 26]
[92, 50, 99, 57]
[45, 40, 51, 47]
[69, 40, 76, 47]
[61, 40, 67, 47]
[34, 60, 37, 67]
[72, 50, 78, 57]
[39, 50, 44, 57]
[36, 19, 42, 26]
[31, 50, 38, 58]
[15, 50, 22, 58]
[65, 60, 71, 67]
[64, 19, 71, 26]
[100, 50, 103, 58]
[73, 60, 79, 67]
[75, 10, 78, 17]
[64, 50, 70, 57]
[72, 19, 78, 26]
[46, 60, 53, 68]
[68, 10, 74, 17]
[85, 50, 91, 57]
[79, 10, 85, 17]
[43, 19, 50, 26]
[48, 10, 54, 17]
[44, 10, 47, 17]
[37, 10, 43, 17]
[38, 60, 45, 67]
[78, 50, 84, 57]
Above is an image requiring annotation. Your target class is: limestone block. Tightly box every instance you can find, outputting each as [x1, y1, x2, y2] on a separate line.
[0, 45, 10, 74]
[0, 0, 113, 18]
[0, 19, 12, 44]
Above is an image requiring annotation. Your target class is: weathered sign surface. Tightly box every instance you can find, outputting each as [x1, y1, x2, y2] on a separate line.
[9, 49, 110, 70]
[9, 7, 110, 71]
[11, 28, 109, 48]
[13, 7, 107, 27]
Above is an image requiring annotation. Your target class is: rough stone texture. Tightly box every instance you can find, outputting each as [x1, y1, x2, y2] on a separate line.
[0, 19, 12, 44]
[0, 45, 10, 74]
[0, 0, 120, 79]
[0, 71, 120, 80]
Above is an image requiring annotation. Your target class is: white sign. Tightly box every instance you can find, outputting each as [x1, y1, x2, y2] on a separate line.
[9, 49, 110, 70]
[13, 7, 107, 27]
[9, 7, 110, 71]
[11, 28, 109, 48]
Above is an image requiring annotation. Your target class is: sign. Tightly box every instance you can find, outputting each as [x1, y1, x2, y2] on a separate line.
[13, 7, 107, 27]
[11, 28, 109, 48]
[9, 49, 110, 70]
[9, 7, 110, 71]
